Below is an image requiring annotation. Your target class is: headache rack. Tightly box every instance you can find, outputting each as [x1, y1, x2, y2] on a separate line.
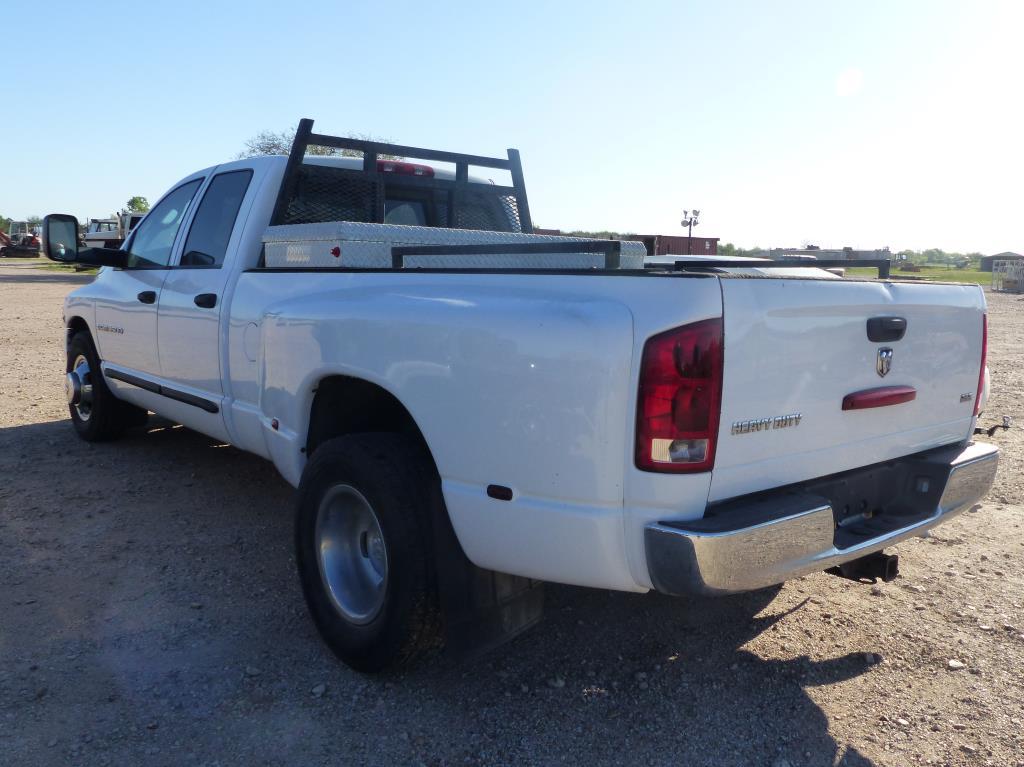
[270, 118, 533, 233]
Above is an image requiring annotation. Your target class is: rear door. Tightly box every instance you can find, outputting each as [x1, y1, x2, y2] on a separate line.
[710, 277, 985, 502]
[155, 167, 254, 438]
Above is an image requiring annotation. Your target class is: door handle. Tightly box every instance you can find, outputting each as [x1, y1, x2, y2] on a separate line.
[866, 317, 907, 342]
[194, 293, 217, 309]
[137, 291, 156, 304]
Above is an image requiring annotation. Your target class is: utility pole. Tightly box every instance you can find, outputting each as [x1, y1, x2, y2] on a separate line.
[681, 209, 700, 254]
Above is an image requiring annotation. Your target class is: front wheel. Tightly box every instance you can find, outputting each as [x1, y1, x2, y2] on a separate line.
[66, 331, 147, 441]
[295, 433, 444, 672]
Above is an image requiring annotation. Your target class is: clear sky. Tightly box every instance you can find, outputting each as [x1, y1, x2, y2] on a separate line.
[3, 0, 1020, 253]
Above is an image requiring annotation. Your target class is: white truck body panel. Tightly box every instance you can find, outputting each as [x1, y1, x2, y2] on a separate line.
[226, 270, 723, 590]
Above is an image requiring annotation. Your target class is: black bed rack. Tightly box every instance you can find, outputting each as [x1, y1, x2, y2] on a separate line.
[655, 258, 892, 278]
[270, 118, 533, 232]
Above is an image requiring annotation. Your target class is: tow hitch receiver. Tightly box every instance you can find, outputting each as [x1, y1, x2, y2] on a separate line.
[826, 551, 899, 584]
[974, 416, 1012, 438]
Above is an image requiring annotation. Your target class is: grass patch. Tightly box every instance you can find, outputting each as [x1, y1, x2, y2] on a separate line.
[36, 262, 100, 274]
[846, 265, 990, 285]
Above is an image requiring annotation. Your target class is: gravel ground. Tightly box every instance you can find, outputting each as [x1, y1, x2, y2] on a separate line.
[1, 262, 1021, 767]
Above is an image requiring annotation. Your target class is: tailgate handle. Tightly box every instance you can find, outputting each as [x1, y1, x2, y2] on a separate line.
[867, 317, 907, 342]
[842, 385, 916, 411]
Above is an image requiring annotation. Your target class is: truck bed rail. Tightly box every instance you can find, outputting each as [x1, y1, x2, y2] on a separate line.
[654, 258, 892, 278]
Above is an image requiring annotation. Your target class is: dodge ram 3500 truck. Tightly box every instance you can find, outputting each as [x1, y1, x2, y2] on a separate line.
[43, 119, 999, 672]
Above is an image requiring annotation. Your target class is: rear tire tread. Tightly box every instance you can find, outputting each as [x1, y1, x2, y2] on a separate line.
[295, 433, 444, 672]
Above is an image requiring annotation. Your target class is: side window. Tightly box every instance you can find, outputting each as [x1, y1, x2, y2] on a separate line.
[127, 180, 203, 267]
[385, 198, 428, 227]
[181, 170, 253, 267]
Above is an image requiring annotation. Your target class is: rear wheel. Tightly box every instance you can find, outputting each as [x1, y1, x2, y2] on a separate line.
[66, 331, 147, 441]
[295, 433, 443, 672]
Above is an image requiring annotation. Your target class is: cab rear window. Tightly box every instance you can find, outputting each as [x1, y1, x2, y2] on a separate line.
[279, 163, 521, 233]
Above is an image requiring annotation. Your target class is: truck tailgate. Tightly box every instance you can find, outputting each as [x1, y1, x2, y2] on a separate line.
[710, 278, 985, 502]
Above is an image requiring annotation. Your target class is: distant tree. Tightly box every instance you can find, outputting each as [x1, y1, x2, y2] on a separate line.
[26, 215, 42, 228]
[566, 230, 624, 240]
[238, 125, 402, 160]
[125, 196, 150, 213]
[0, 214, 11, 232]
[718, 242, 764, 258]
[238, 129, 296, 157]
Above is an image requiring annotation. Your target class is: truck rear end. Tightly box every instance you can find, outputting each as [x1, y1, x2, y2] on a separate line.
[640, 268, 997, 595]
[253, 122, 999, 604]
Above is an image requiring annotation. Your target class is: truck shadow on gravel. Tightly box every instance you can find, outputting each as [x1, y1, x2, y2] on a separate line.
[2, 418, 877, 766]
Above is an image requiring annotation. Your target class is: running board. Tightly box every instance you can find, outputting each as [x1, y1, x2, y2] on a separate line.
[104, 368, 219, 414]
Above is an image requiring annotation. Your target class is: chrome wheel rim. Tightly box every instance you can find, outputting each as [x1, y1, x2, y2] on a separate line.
[68, 354, 94, 422]
[314, 484, 388, 625]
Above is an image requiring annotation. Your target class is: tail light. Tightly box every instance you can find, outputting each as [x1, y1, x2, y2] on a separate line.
[635, 318, 723, 473]
[973, 313, 987, 417]
[376, 160, 434, 177]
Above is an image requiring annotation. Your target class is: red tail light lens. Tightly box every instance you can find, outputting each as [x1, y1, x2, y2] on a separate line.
[636, 318, 724, 473]
[974, 313, 987, 417]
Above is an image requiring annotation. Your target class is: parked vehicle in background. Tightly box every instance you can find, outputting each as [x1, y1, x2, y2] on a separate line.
[42, 119, 999, 672]
[82, 212, 145, 250]
[82, 218, 119, 249]
[0, 221, 40, 257]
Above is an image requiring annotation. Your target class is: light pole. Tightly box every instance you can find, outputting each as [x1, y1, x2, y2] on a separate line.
[681, 209, 700, 254]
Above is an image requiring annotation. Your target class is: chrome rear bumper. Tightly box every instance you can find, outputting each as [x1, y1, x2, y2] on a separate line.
[645, 442, 999, 596]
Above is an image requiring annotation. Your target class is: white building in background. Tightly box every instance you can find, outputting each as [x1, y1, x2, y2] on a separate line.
[768, 246, 893, 262]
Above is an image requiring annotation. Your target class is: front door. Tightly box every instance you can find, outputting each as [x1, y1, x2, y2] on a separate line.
[93, 178, 204, 377]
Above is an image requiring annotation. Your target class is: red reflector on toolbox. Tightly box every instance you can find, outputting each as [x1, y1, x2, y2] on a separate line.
[842, 385, 917, 411]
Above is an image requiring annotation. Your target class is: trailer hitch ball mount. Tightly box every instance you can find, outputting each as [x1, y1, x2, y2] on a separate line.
[974, 415, 1012, 438]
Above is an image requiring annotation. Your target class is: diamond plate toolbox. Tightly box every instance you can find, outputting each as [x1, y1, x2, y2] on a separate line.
[262, 222, 647, 270]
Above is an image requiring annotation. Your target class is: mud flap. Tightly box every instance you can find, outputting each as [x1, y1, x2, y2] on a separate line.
[430, 495, 545, 658]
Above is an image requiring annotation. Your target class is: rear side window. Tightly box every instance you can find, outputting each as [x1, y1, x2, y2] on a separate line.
[127, 179, 203, 267]
[384, 198, 428, 227]
[454, 190, 511, 232]
[181, 170, 253, 267]
[283, 165, 375, 224]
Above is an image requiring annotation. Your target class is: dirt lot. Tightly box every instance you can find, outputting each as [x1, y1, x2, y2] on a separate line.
[1, 262, 1021, 767]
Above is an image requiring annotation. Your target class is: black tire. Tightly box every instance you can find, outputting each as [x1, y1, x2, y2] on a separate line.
[295, 433, 443, 672]
[66, 331, 147, 441]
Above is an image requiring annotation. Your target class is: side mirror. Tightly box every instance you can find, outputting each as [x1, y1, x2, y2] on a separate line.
[42, 214, 129, 268]
[42, 214, 80, 262]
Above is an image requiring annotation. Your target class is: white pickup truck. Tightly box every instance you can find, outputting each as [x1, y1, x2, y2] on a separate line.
[43, 119, 999, 672]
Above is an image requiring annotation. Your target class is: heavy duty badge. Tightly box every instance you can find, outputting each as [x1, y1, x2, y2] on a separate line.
[731, 413, 802, 435]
